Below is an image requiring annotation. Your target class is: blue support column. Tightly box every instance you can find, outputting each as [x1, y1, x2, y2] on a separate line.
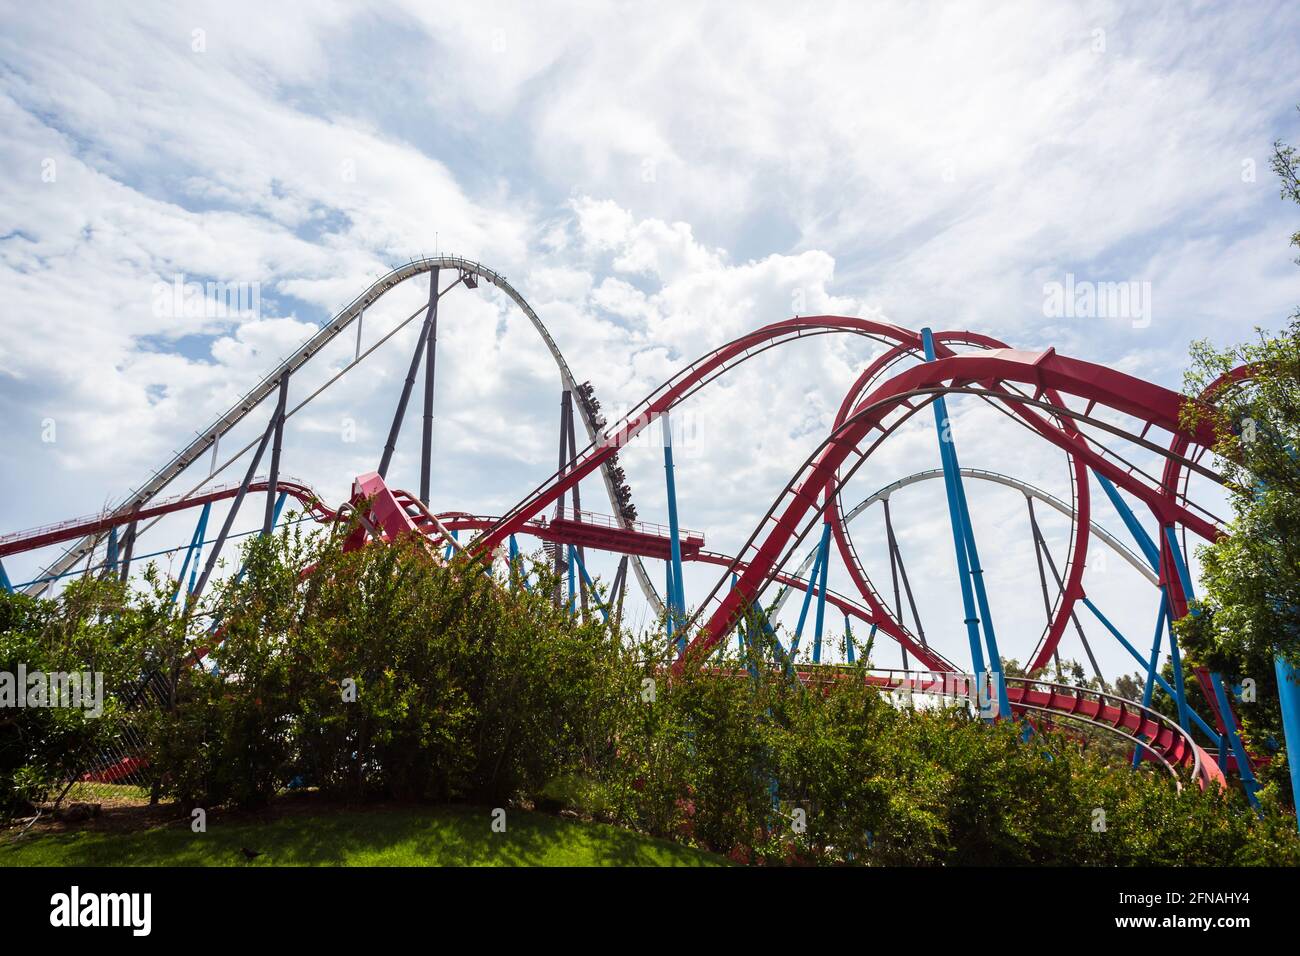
[1082, 595, 1222, 743]
[567, 544, 577, 614]
[666, 560, 679, 649]
[1273, 655, 1300, 832]
[569, 547, 611, 625]
[0, 559, 12, 594]
[844, 613, 855, 664]
[1208, 671, 1261, 809]
[1093, 469, 1192, 730]
[509, 534, 528, 591]
[662, 411, 686, 629]
[1093, 471, 1161, 570]
[172, 502, 210, 606]
[921, 328, 1005, 716]
[812, 520, 832, 664]
[1133, 592, 1169, 768]
[791, 534, 826, 656]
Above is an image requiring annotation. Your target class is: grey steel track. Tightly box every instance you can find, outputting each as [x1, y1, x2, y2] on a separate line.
[768, 466, 1156, 622]
[28, 256, 664, 612]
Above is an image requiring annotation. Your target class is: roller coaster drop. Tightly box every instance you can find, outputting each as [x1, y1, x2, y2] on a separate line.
[3, 255, 1298, 816]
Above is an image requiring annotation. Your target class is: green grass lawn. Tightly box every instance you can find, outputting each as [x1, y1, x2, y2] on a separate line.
[0, 804, 725, 867]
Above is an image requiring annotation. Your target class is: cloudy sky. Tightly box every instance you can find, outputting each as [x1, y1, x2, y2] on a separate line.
[1, 1, 1298, 679]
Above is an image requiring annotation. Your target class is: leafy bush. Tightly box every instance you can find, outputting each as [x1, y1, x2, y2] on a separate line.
[4, 525, 1297, 866]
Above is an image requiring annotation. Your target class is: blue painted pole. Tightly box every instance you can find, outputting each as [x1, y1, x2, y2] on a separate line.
[185, 503, 212, 601]
[1093, 470, 1161, 570]
[662, 411, 686, 628]
[1082, 596, 1221, 743]
[920, 329, 993, 707]
[813, 520, 832, 664]
[1273, 656, 1300, 832]
[0, 559, 12, 594]
[171, 506, 206, 605]
[1209, 671, 1261, 809]
[844, 613, 855, 664]
[666, 560, 681, 651]
[731, 572, 746, 653]
[1092, 469, 1192, 728]
[567, 544, 577, 615]
[1133, 591, 1169, 768]
[791, 534, 826, 656]
[569, 546, 611, 625]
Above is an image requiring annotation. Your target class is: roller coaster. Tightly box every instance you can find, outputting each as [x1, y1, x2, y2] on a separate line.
[3, 254, 1299, 812]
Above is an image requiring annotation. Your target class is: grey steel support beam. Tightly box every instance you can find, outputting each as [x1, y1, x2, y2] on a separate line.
[117, 522, 136, 585]
[1027, 497, 1062, 670]
[420, 267, 441, 505]
[1028, 499, 1106, 688]
[882, 497, 928, 650]
[262, 372, 290, 536]
[565, 395, 589, 618]
[553, 389, 572, 607]
[378, 286, 438, 480]
[883, 498, 908, 668]
[610, 554, 628, 634]
[192, 412, 276, 600]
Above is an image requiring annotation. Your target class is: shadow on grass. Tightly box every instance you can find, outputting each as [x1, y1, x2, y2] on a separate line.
[0, 804, 724, 867]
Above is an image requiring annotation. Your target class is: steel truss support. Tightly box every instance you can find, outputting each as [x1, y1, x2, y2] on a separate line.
[1025, 497, 1105, 686]
[1092, 469, 1192, 730]
[920, 327, 1008, 718]
[379, 270, 441, 481]
[791, 526, 826, 657]
[882, 496, 927, 667]
[262, 372, 290, 536]
[812, 521, 831, 664]
[609, 554, 628, 632]
[1274, 656, 1300, 831]
[1161, 524, 1260, 804]
[420, 267, 441, 505]
[566, 394, 589, 619]
[1081, 595, 1222, 745]
[1133, 593, 1169, 768]
[117, 522, 136, 585]
[172, 502, 212, 605]
[192, 398, 279, 600]
[554, 389, 573, 608]
[1207, 670, 1261, 808]
[567, 545, 611, 625]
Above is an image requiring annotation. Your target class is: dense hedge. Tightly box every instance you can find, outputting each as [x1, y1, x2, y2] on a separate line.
[2, 523, 1297, 865]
